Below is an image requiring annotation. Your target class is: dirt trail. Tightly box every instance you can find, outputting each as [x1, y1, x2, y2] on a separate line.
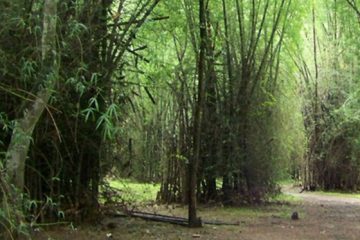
[237, 186, 360, 240]
[283, 185, 360, 205]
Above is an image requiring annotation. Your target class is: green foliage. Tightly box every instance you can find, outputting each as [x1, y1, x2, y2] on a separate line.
[295, 0, 360, 190]
[108, 179, 160, 204]
[0, 178, 29, 239]
[114, 0, 309, 204]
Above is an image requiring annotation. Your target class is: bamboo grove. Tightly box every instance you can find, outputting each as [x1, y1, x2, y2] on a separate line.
[151, 0, 306, 205]
[1, 0, 360, 236]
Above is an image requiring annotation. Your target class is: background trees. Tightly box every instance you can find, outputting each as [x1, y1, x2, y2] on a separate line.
[117, 0, 306, 206]
[298, 0, 360, 190]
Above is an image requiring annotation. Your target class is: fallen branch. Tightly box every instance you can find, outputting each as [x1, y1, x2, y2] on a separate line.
[108, 210, 240, 227]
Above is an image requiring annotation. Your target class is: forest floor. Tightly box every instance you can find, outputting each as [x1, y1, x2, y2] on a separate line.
[32, 185, 360, 240]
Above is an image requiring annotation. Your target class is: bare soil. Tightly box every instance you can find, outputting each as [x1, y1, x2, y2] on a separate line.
[32, 186, 360, 240]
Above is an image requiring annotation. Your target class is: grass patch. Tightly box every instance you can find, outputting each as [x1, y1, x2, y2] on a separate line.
[197, 203, 299, 222]
[201, 206, 267, 217]
[101, 178, 302, 221]
[269, 193, 301, 203]
[196, 192, 302, 221]
[105, 178, 160, 204]
[276, 178, 304, 187]
[266, 193, 303, 219]
[277, 178, 296, 185]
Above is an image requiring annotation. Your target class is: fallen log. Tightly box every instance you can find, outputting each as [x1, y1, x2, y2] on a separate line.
[108, 210, 240, 226]
[131, 211, 188, 226]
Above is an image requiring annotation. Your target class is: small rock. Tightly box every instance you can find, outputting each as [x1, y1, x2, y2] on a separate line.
[107, 222, 117, 229]
[192, 234, 201, 238]
[291, 211, 299, 220]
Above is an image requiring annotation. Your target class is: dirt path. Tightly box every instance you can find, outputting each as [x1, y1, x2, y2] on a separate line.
[283, 185, 360, 205]
[237, 186, 360, 240]
[33, 187, 360, 240]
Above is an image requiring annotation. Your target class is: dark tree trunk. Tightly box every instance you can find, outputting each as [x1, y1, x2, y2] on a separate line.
[188, 0, 206, 228]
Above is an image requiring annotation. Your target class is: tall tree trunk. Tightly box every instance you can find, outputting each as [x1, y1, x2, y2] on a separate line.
[188, 0, 206, 228]
[307, 2, 319, 189]
[6, 0, 58, 190]
[202, 8, 218, 201]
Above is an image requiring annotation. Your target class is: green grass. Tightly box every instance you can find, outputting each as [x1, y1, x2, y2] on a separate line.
[102, 178, 302, 220]
[99, 178, 306, 225]
[276, 178, 303, 186]
[197, 202, 300, 221]
[107, 178, 160, 204]
[270, 193, 302, 203]
[199, 206, 269, 220]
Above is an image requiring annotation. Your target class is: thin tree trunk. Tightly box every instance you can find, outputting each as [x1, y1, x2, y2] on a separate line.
[221, 0, 233, 202]
[6, 0, 58, 190]
[188, 0, 206, 228]
[310, 1, 319, 188]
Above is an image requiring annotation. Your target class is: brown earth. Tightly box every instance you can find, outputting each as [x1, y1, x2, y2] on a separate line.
[32, 186, 360, 240]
